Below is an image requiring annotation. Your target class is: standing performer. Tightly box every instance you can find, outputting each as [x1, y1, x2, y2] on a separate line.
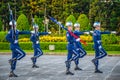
[73, 22, 89, 70]
[30, 24, 51, 68]
[65, 21, 80, 75]
[6, 3, 30, 77]
[91, 22, 116, 73]
[6, 20, 30, 77]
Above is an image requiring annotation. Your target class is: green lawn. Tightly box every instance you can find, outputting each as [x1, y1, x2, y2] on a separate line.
[0, 50, 120, 55]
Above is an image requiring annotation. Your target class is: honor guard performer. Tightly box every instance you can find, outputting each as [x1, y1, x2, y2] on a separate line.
[6, 20, 30, 77]
[73, 22, 89, 70]
[91, 22, 116, 73]
[65, 21, 80, 75]
[30, 24, 51, 68]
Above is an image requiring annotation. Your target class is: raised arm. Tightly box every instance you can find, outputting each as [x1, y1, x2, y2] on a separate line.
[74, 31, 84, 35]
[38, 32, 51, 36]
[19, 31, 31, 35]
[100, 31, 111, 34]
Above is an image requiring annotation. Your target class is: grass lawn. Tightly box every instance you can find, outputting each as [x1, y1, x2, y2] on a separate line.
[0, 50, 120, 55]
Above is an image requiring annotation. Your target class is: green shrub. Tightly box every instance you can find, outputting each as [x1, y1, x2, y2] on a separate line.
[77, 14, 90, 30]
[102, 34, 118, 44]
[17, 14, 30, 30]
[0, 42, 120, 51]
[82, 43, 94, 51]
[0, 42, 10, 50]
[66, 15, 76, 24]
[0, 31, 7, 42]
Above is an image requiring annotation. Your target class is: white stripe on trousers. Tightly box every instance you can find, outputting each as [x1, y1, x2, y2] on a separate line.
[79, 48, 85, 57]
[73, 50, 79, 60]
[96, 48, 106, 59]
[36, 48, 42, 57]
[16, 49, 24, 60]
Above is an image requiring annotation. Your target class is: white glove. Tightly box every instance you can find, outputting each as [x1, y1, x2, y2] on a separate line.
[31, 31, 35, 34]
[90, 31, 94, 34]
[14, 40, 18, 44]
[111, 31, 116, 34]
[98, 45, 102, 49]
[36, 41, 39, 44]
[84, 32, 89, 35]
[76, 38, 80, 42]
[48, 32, 51, 34]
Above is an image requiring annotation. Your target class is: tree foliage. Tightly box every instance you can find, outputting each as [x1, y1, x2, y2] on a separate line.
[34, 15, 44, 32]
[0, 0, 120, 33]
[17, 14, 30, 30]
[77, 14, 90, 30]
[66, 15, 76, 24]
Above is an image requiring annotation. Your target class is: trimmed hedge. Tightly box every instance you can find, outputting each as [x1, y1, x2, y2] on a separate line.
[0, 42, 120, 51]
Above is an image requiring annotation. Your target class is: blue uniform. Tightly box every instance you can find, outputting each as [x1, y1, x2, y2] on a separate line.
[66, 31, 80, 68]
[30, 31, 48, 64]
[73, 30, 87, 65]
[93, 30, 110, 70]
[6, 29, 30, 71]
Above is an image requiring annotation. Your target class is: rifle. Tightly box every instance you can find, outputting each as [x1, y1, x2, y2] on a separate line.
[48, 16, 87, 45]
[8, 3, 16, 40]
[32, 16, 39, 41]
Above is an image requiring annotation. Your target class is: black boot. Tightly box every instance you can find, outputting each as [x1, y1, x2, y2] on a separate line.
[65, 61, 71, 68]
[9, 71, 18, 77]
[8, 59, 12, 66]
[8, 58, 17, 66]
[74, 66, 82, 70]
[66, 68, 74, 75]
[65, 61, 74, 75]
[95, 69, 103, 73]
[32, 64, 39, 68]
[91, 59, 97, 67]
[31, 57, 35, 63]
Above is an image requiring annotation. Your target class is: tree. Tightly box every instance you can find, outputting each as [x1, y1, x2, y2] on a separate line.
[66, 14, 76, 24]
[34, 15, 44, 32]
[77, 14, 90, 30]
[17, 14, 30, 30]
[0, 17, 2, 31]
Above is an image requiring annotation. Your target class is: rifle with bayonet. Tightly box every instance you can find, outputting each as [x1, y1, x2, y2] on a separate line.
[8, 3, 16, 40]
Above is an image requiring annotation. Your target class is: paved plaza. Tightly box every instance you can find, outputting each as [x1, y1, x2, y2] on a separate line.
[0, 55, 120, 80]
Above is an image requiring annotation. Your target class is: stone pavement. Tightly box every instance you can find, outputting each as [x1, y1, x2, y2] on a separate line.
[0, 55, 120, 80]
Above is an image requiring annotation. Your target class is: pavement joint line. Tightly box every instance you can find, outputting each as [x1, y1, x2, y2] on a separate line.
[99, 57, 113, 68]
[104, 60, 120, 80]
[84, 57, 113, 80]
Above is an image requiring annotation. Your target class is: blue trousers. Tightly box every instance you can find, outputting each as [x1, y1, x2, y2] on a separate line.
[94, 47, 107, 70]
[74, 46, 87, 65]
[11, 47, 26, 71]
[33, 47, 43, 64]
[66, 49, 80, 68]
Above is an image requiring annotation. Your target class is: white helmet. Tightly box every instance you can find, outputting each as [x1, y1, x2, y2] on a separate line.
[66, 21, 73, 27]
[74, 22, 80, 27]
[33, 24, 39, 28]
[9, 20, 17, 26]
[93, 22, 100, 27]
